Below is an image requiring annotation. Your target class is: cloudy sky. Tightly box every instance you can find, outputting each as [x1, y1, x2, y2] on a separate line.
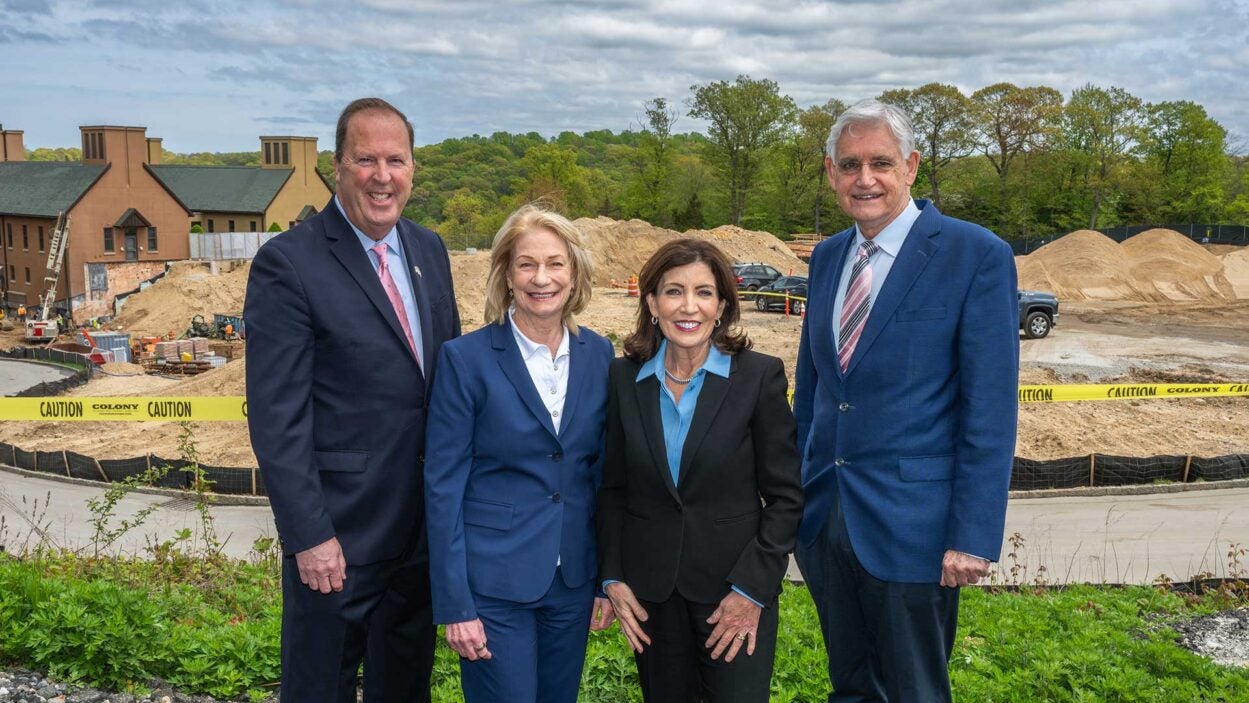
[2, 0, 1247, 153]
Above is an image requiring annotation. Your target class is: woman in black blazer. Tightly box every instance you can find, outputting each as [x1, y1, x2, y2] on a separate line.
[597, 238, 803, 703]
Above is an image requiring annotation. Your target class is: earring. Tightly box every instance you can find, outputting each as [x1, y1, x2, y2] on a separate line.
[715, 318, 722, 327]
[651, 315, 658, 325]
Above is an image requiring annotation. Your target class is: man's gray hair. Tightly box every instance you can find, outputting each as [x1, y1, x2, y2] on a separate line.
[826, 99, 917, 163]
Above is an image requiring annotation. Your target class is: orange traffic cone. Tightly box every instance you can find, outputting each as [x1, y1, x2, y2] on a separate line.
[627, 275, 639, 298]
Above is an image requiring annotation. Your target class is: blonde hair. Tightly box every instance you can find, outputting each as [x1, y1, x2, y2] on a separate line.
[483, 204, 594, 333]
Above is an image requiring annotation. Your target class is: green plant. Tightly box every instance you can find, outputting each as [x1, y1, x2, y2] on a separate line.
[84, 462, 171, 557]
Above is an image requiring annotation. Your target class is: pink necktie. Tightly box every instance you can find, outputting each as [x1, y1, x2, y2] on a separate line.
[372, 242, 421, 367]
[838, 239, 878, 372]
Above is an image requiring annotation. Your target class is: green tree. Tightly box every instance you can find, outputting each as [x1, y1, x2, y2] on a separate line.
[880, 83, 979, 209]
[688, 75, 798, 225]
[1140, 100, 1229, 221]
[440, 188, 491, 249]
[1063, 84, 1146, 228]
[970, 83, 1064, 234]
[626, 97, 680, 226]
[516, 142, 591, 215]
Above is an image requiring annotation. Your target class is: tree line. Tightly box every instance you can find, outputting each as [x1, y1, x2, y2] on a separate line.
[29, 77, 1249, 248]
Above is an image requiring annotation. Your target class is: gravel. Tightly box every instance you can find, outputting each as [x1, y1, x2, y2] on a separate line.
[0, 669, 273, 703]
[1170, 607, 1249, 668]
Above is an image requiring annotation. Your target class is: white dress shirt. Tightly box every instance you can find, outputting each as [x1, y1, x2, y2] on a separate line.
[508, 310, 570, 434]
[831, 199, 921, 347]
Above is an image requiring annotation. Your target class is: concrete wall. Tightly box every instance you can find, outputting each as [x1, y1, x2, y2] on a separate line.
[72, 260, 166, 321]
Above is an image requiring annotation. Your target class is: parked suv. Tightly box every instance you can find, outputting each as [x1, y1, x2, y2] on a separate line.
[733, 262, 782, 292]
[1019, 290, 1059, 339]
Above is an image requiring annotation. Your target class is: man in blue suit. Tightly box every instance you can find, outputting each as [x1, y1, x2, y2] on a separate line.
[793, 99, 1019, 702]
[246, 97, 460, 702]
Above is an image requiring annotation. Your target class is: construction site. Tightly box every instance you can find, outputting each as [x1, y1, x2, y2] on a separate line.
[0, 217, 1247, 471]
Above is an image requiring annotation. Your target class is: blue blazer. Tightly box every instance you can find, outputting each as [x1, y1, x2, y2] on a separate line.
[245, 204, 460, 565]
[794, 200, 1019, 583]
[425, 318, 613, 624]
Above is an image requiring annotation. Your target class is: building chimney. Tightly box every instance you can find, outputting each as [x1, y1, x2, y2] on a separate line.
[147, 137, 163, 165]
[0, 125, 25, 162]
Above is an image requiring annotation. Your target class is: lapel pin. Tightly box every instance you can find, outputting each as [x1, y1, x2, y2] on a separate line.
[413, 265, 422, 278]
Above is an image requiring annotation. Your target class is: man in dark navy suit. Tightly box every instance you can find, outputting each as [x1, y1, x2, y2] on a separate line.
[793, 99, 1019, 702]
[246, 97, 460, 703]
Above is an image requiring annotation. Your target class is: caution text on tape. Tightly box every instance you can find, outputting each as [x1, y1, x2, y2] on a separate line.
[0, 397, 248, 421]
[1018, 383, 1249, 402]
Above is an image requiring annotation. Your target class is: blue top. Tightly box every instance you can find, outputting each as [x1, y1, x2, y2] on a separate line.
[632, 340, 763, 607]
[636, 339, 731, 486]
[334, 196, 424, 363]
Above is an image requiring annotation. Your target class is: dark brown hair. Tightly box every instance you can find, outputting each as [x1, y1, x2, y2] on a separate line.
[334, 97, 415, 161]
[623, 238, 751, 362]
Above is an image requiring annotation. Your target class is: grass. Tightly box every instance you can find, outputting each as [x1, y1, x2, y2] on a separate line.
[1, 551, 1247, 702]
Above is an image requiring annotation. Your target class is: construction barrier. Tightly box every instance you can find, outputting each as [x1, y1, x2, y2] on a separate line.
[626, 275, 639, 297]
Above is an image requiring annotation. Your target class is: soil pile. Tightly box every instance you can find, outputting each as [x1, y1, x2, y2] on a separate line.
[1219, 247, 1249, 298]
[574, 217, 806, 287]
[112, 261, 250, 337]
[1016, 230, 1136, 300]
[1120, 229, 1234, 301]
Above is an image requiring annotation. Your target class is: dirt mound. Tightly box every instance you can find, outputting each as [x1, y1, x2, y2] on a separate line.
[1219, 247, 1249, 298]
[1120, 229, 1234, 301]
[1017, 230, 1136, 300]
[574, 217, 806, 287]
[448, 250, 493, 331]
[112, 261, 250, 337]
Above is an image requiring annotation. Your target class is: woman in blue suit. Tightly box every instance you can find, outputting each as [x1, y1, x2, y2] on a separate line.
[425, 204, 615, 703]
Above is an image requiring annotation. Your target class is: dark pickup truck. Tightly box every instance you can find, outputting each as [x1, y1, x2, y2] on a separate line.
[1019, 290, 1059, 339]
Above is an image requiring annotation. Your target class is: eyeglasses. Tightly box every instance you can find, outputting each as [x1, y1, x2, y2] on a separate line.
[833, 158, 900, 175]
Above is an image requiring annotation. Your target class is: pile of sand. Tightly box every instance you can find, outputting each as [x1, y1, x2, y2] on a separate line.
[112, 261, 250, 337]
[1219, 247, 1249, 298]
[575, 217, 806, 287]
[1016, 230, 1136, 300]
[1119, 229, 1234, 301]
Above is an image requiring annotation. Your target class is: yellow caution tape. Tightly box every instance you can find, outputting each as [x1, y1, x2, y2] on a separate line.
[1, 383, 1246, 421]
[0, 397, 248, 421]
[1018, 383, 1249, 402]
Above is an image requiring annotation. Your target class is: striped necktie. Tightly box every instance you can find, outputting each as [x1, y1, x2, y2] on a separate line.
[372, 242, 422, 369]
[838, 239, 879, 372]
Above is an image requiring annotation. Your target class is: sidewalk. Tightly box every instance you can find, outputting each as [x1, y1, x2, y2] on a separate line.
[3, 465, 1247, 583]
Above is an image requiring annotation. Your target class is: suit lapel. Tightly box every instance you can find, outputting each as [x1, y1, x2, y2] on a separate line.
[492, 320, 558, 440]
[398, 222, 433, 380]
[325, 206, 417, 368]
[558, 332, 588, 438]
[676, 362, 730, 486]
[845, 204, 941, 376]
[634, 375, 680, 504]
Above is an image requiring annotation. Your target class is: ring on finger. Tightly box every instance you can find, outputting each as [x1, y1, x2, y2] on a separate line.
[474, 643, 487, 652]
[735, 632, 748, 641]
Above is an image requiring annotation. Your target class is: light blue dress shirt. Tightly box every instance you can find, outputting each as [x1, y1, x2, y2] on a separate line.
[831, 198, 920, 348]
[621, 340, 763, 607]
[334, 197, 424, 364]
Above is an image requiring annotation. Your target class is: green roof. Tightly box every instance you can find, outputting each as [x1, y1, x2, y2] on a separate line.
[148, 165, 293, 214]
[0, 162, 107, 218]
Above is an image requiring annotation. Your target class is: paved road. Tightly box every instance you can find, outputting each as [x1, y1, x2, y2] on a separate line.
[2, 467, 1246, 584]
[0, 357, 77, 396]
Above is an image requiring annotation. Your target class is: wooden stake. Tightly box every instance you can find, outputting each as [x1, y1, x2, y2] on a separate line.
[1182, 455, 1193, 483]
[1089, 453, 1096, 487]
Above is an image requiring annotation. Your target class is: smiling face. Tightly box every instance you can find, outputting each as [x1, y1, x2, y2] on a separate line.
[646, 261, 727, 355]
[333, 109, 414, 240]
[826, 121, 920, 239]
[508, 226, 573, 327]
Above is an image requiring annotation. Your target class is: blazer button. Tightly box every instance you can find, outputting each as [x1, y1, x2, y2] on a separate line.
[551, 452, 564, 461]
[551, 492, 562, 503]
[839, 402, 851, 412]
[834, 458, 846, 467]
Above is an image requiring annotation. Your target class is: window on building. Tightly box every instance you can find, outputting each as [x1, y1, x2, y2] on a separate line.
[228, 219, 235, 232]
[264, 143, 272, 164]
[38, 226, 44, 252]
[282, 142, 290, 165]
[5, 223, 11, 248]
[103, 227, 114, 253]
[22, 224, 28, 249]
[207, 219, 214, 233]
[147, 227, 158, 251]
[7, 265, 13, 281]
[250, 220, 257, 232]
[24, 267, 30, 284]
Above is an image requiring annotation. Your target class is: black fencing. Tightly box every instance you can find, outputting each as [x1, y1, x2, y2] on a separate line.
[1009, 453, 1249, 491]
[1009, 223, 1249, 255]
[2, 440, 1245, 496]
[0, 441, 262, 496]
